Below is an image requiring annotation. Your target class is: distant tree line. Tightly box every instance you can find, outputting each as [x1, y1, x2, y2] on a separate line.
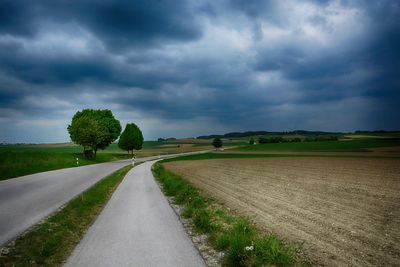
[157, 137, 177, 142]
[197, 130, 344, 139]
[354, 130, 400, 133]
[68, 109, 143, 158]
[258, 136, 338, 144]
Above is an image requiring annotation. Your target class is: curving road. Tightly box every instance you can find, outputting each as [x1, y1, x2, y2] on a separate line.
[65, 161, 205, 267]
[0, 151, 209, 246]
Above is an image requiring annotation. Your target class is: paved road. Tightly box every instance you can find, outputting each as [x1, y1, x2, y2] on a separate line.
[0, 151, 209, 246]
[65, 161, 205, 267]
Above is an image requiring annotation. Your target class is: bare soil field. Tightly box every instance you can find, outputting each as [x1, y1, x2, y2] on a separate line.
[164, 158, 400, 266]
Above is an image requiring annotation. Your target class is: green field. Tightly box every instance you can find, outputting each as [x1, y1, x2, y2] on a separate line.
[0, 139, 213, 180]
[233, 138, 400, 152]
[0, 144, 131, 180]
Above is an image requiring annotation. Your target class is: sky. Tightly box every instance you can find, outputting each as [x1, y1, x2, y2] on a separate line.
[0, 0, 399, 143]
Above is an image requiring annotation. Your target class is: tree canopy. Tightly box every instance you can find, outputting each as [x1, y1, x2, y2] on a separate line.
[212, 137, 223, 148]
[118, 123, 144, 155]
[68, 109, 121, 158]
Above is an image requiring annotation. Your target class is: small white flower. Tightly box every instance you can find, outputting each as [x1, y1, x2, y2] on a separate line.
[245, 245, 254, 251]
[245, 241, 254, 251]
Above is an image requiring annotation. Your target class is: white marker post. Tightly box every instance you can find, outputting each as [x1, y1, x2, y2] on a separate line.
[132, 156, 135, 167]
[76, 157, 79, 166]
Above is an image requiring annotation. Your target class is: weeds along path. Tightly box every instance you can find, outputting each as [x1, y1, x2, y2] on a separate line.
[65, 161, 205, 267]
[164, 157, 400, 267]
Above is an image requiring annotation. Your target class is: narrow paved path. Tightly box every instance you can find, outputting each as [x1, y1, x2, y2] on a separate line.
[0, 150, 209, 246]
[65, 161, 205, 267]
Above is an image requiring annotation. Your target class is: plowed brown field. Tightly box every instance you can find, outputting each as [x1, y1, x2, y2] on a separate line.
[164, 158, 400, 266]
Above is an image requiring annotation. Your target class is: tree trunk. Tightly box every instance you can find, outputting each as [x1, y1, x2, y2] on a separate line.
[94, 148, 97, 159]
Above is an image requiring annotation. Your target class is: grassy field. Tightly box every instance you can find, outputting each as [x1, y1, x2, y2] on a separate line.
[163, 157, 400, 266]
[0, 165, 132, 267]
[0, 144, 130, 180]
[233, 138, 400, 152]
[0, 139, 215, 180]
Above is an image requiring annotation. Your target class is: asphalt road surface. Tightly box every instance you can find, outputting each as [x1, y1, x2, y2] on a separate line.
[65, 161, 205, 267]
[0, 151, 209, 246]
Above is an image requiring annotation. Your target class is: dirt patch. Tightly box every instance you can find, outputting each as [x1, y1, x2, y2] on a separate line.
[164, 158, 400, 266]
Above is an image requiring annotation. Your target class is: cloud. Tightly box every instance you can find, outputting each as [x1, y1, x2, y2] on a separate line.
[0, 0, 399, 142]
[0, 0, 202, 51]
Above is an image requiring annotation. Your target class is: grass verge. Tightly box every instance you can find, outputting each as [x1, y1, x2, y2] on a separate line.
[153, 163, 306, 267]
[0, 165, 132, 267]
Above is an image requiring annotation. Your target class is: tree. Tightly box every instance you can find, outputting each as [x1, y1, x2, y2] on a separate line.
[68, 109, 121, 158]
[212, 137, 223, 149]
[118, 123, 144, 156]
[249, 138, 255, 145]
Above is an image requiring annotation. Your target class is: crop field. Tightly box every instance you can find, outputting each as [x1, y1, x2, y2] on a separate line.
[163, 157, 400, 266]
[234, 138, 400, 153]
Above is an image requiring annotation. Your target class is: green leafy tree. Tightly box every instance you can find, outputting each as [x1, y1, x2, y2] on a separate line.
[249, 138, 255, 145]
[212, 137, 223, 149]
[68, 109, 121, 158]
[118, 123, 144, 156]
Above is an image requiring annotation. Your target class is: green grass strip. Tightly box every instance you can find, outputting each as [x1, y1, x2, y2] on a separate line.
[0, 149, 130, 181]
[161, 152, 400, 163]
[0, 165, 132, 267]
[153, 163, 308, 267]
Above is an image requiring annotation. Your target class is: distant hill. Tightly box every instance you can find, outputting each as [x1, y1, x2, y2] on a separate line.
[354, 130, 400, 134]
[196, 130, 345, 139]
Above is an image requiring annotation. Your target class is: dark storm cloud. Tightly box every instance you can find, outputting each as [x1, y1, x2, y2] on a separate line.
[253, 0, 400, 102]
[0, 0, 399, 142]
[0, 0, 202, 50]
[0, 42, 111, 85]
